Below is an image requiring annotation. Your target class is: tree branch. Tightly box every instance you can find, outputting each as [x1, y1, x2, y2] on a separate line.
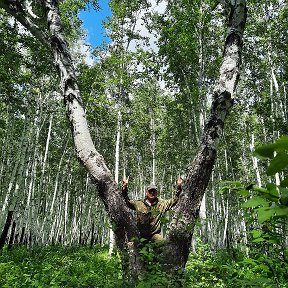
[0, 0, 49, 48]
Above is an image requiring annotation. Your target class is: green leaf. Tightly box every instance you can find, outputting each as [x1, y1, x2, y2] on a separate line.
[242, 196, 269, 208]
[239, 189, 249, 196]
[273, 206, 288, 217]
[249, 229, 262, 239]
[274, 136, 288, 150]
[266, 182, 276, 192]
[280, 177, 288, 187]
[267, 152, 288, 176]
[253, 145, 275, 159]
[253, 187, 269, 193]
[280, 187, 288, 206]
[267, 239, 279, 244]
[252, 237, 265, 243]
[222, 181, 242, 187]
[253, 136, 288, 160]
[256, 207, 275, 223]
[256, 183, 280, 202]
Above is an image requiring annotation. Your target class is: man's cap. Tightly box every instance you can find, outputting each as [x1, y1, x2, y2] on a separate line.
[147, 183, 157, 192]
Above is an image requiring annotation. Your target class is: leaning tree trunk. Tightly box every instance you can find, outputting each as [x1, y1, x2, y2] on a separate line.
[0, 0, 145, 282]
[162, 0, 247, 273]
[41, 0, 143, 283]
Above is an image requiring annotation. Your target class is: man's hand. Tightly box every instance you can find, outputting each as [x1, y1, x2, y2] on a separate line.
[177, 175, 182, 193]
[177, 175, 182, 188]
[122, 176, 129, 190]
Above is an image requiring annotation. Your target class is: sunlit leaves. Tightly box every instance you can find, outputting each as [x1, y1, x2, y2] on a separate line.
[254, 136, 288, 175]
[231, 136, 288, 252]
[254, 136, 288, 158]
[241, 196, 269, 208]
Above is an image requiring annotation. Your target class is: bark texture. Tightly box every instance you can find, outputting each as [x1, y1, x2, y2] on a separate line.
[162, 0, 247, 273]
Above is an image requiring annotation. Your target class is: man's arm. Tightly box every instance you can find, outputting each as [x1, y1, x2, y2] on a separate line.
[163, 176, 183, 210]
[122, 176, 136, 210]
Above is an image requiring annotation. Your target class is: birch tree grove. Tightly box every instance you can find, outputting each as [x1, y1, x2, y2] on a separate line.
[1, 0, 288, 286]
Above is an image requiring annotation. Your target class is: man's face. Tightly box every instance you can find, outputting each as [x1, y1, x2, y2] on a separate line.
[146, 189, 158, 201]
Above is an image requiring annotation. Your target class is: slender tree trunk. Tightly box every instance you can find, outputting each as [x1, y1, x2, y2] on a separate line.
[150, 113, 156, 184]
[222, 197, 229, 248]
[19, 226, 25, 244]
[1, 126, 28, 213]
[0, 211, 14, 249]
[109, 110, 121, 256]
[90, 221, 95, 248]
[8, 221, 16, 249]
[250, 133, 262, 186]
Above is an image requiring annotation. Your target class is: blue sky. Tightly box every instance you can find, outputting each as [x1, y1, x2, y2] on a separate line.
[79, 0, 112, 48]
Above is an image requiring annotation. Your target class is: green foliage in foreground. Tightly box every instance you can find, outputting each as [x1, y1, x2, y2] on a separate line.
[0, 244, 287, 288]
[0, 245, 122, 288]
[185, 242, 288, 288]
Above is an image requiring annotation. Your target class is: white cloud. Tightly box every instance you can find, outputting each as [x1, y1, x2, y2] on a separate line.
[72, 40, 95, 66]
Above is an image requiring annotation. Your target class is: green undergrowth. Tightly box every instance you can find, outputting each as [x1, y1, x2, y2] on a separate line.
[184, 243, 288, 288]
[0, 245, 122, 288]
[0, 244, 287, 287]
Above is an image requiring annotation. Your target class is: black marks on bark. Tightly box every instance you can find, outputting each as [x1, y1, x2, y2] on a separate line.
[0, 211, 14, 249]
[224, 33, 241, 54]
[65, 92, 75, 103]
[205, 91, 232, 138]
[50, 34, 64, 52]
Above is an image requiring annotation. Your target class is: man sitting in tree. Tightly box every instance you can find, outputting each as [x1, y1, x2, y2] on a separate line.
[122, 176, 182, 241]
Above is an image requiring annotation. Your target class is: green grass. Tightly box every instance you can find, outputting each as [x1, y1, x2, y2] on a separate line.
[0, 244, 287, 287]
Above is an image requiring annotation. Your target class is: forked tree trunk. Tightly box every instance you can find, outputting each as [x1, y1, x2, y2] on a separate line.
[1, 0, 247, 284]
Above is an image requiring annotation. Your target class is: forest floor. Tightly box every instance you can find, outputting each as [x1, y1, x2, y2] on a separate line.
[0, 243, 287, 287]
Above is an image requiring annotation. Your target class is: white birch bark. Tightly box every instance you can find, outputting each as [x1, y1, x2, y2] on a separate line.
[41, 6, 141, 269]
[2, 125, 28, 213]
[49, 144, 66, 216]
[283, 85, 287, 122]
[249, 133, 262, 187]
[109, 110, 121, 255]
[41, 114, 53, 176]
[63, 174, 71, 244]
[150, 114, 156, 184]
[222, 198, 229, 247]
[2, 0, 248, 279]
